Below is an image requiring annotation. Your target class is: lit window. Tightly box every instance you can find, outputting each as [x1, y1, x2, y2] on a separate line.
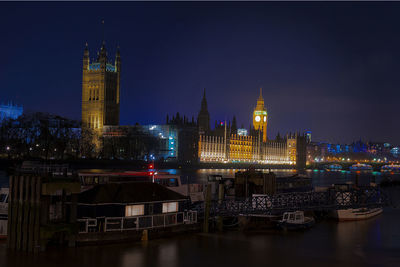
[125, 204, 144, 217]
[162, 202, 178, 213]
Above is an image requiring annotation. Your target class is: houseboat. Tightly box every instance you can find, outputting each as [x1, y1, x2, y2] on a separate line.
[78, 170, 204, 202]
[277, 211, 315, 230]
[0, 188, 9, 239]
[77, 182, 198, 244]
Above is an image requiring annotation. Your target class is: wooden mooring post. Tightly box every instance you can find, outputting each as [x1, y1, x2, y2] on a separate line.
[203, 185, 212, 233]
[7, 175, 42, 252]
[7, 174, 79, 252]
[217, 183, 224, 232]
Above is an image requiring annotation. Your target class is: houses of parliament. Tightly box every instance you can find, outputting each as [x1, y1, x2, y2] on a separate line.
[197, 88, 306, 168]
[81, 39, 306, 168]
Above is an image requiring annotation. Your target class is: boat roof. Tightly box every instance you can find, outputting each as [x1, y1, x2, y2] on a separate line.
[78, 182, 187, 204]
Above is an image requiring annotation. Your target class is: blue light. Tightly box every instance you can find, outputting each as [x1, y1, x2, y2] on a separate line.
[89, 63, 100, 70]
[106, 63, 116, 72]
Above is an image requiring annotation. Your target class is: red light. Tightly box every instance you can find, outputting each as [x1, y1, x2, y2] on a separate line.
[149, 172, 153, 176]
[149, 165, 153, 169]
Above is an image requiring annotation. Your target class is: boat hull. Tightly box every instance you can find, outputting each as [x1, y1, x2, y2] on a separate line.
[277, 217, 315, 231]
[334, 208, 382, 221]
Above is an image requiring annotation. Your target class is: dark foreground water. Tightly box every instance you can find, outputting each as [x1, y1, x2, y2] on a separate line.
[1, 169, 400, 267]
[1, 208, 400, 267]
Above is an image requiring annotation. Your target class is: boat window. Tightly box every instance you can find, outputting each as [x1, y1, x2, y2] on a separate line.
[283, 214, 289, 220]
[125, 204, 145, 217]
[289, 214, 295, 220]
[0, 194, 6, 202]
[162, 202, 178, 213]
[295, 215, 301, 221]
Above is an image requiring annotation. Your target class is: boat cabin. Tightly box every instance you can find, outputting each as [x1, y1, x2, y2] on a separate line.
[282, 211, 305, 223]
[77, 182, 197, 233]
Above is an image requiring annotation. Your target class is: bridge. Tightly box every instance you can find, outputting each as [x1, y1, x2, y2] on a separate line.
[193, 186, 390, 217]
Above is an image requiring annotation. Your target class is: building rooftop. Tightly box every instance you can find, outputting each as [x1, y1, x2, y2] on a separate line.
[78, 182, 187, 204]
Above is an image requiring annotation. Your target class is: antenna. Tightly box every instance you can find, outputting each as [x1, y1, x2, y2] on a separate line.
[101, 19, 105, 45]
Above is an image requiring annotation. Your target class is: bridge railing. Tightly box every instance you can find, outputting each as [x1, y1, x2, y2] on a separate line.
[200, 186, 389, 217]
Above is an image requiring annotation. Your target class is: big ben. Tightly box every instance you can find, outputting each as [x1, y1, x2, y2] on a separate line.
[253, 88, 267, 142]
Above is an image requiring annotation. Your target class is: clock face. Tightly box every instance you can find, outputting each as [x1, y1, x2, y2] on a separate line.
[263, 116, 267, 122]
[255, 115, 261, 122]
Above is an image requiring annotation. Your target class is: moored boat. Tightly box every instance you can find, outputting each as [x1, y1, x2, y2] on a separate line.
[277, 211, 315, 230]
[381, 164, 400, 174]
[333, 207, 382, 221]
[324, 164, 343, 171]
[349, 163, 372, 172]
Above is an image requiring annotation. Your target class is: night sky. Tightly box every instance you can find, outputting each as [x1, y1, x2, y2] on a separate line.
[1, 2, 399, 145]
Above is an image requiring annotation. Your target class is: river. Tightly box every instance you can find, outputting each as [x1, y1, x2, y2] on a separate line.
[0, 169, 400, 266]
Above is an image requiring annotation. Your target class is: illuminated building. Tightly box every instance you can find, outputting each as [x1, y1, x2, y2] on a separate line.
[253, 88, 267, 142]
[198, 135, 227, 162]
[81, 42, 120, 132]
[198, 89, 306, 167]
[229, 135, 254, 162]
[199, 132, 293, 165]
[0, 102, 23, 121]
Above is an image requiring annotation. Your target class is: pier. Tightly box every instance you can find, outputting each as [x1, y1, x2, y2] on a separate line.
[195, 186, 389, 218]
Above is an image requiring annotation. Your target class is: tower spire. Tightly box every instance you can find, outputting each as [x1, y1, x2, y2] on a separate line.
[198, 88, 210, 134]
[101, 19, 105, 46]
[259, 87, 263, 100]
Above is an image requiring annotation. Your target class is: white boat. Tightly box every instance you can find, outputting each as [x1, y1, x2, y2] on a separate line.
[0, 188, 9, 239]
[277, 211, 315, 230]
[333, 207, 382, 221]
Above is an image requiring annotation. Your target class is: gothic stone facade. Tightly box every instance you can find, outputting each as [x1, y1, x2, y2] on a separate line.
[82, 43, 120, 132]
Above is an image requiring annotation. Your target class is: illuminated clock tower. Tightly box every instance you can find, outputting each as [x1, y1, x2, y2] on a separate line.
[253, 88, 268, 142]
